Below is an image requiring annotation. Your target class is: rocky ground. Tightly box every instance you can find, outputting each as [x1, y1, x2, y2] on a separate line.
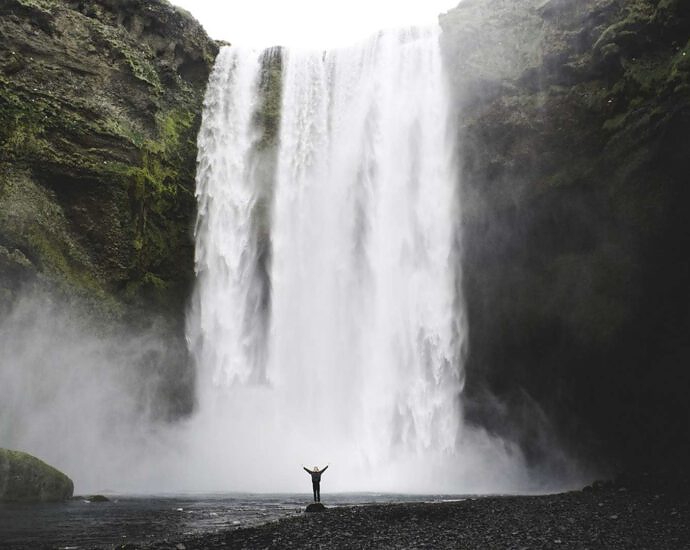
[131, 475, 689, 550]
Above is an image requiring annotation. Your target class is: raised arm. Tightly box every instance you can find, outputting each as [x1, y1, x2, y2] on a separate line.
[303, 466, 312, 474]
[321, 465, 329, 473]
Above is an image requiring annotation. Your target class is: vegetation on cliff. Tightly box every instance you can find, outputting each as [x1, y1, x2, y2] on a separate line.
[0, 0, 219, 420]
[441, 0, 690, 469]
[0, 0, 218, 318]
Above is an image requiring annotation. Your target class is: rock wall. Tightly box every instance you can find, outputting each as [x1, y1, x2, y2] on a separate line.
[0, 0, 218, 319]
[441, 0, 690, 468]
[0, 0, 219, 419]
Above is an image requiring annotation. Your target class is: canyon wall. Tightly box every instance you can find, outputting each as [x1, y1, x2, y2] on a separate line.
[441, 0, 690, 468]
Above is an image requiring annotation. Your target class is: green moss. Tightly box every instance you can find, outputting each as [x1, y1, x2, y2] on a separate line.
[122, 49, 162, 92]
[593, 3, 654, 56]
[0, 77, 133, 174]
[596, 32, 689, 134]
[15, 0, 56, 11]
[113, 107, 197, 306]
[0, 81, 46, 160]
[99, 117, 147, 148]
[621, 56, 671, 96]
[92, 23, 162, 92]
[123, 271, 170, 303]
[0, 168, 124, 317]
[0, 0, 217, 317]
[24, 229, 121, 316]
[0, 448, 73, 503]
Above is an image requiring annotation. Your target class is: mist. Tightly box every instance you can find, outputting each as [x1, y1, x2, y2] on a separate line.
[0, 291, 193, 494]
[0, 287, 588, 495]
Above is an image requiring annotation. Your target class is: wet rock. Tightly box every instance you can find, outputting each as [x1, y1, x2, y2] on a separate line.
[0, 0, 218, 320]
[86, 494, 110, 502]
[440, 0, 690, 472]
[306, 503, 326, 513]
[0, 448, 73, 502]
[0, 0, 220, 420]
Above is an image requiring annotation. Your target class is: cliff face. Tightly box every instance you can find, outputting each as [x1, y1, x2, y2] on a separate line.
[0, 0, 218, 318]
[441, 0, 690, 468]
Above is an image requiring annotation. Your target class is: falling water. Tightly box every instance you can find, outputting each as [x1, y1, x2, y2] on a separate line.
[271, 27, 463, 464]
[191, 47, 268, 387]
[187, 28, 528, 493]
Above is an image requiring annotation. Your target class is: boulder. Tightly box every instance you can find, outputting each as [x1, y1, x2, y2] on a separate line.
[306, 503, 326, 513]
[85, 494, 110, 503]
[0, 448, 74, 502]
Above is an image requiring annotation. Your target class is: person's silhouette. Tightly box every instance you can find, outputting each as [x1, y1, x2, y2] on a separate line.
[303, 464, 329, 502]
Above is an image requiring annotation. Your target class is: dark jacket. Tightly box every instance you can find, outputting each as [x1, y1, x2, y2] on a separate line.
[304, 466, 328, 484]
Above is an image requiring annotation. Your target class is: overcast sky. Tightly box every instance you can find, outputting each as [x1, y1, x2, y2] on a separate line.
[168, 0, 459, 49]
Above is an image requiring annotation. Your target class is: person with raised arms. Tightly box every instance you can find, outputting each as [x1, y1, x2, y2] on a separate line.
[303, 464, 329, 503]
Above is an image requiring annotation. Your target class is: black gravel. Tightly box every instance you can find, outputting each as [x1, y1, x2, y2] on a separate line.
[137, 475, 689, 550]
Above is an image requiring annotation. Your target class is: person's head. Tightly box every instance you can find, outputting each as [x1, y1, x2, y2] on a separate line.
[313, 466, 319, 472]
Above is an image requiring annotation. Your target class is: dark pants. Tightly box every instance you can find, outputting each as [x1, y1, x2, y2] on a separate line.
[312, 482, 320, 502]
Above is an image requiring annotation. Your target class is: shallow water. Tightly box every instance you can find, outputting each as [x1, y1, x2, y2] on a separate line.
[0, 493, 466, 549]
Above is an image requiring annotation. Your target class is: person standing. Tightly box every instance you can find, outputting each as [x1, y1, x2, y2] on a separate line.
[303, 464, 329, 502]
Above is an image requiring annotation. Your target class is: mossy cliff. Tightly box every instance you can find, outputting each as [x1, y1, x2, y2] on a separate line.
[0, 0, 218, 318]
[441, 0, 690, 468]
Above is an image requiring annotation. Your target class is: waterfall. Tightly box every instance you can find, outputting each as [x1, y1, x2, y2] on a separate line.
[190, 47, 268, 387]
[271, 27, 463, 461]
[187, 27, 524, 493]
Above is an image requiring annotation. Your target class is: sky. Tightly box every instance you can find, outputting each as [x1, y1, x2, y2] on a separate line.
[168, 0, 459, 49]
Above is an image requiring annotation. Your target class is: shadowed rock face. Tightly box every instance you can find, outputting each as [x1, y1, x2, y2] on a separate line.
[0, 0, 218, 319]
[0, 448, 74, 502]
[441, 0, 690, 469]
[0, 0, 219, 420]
